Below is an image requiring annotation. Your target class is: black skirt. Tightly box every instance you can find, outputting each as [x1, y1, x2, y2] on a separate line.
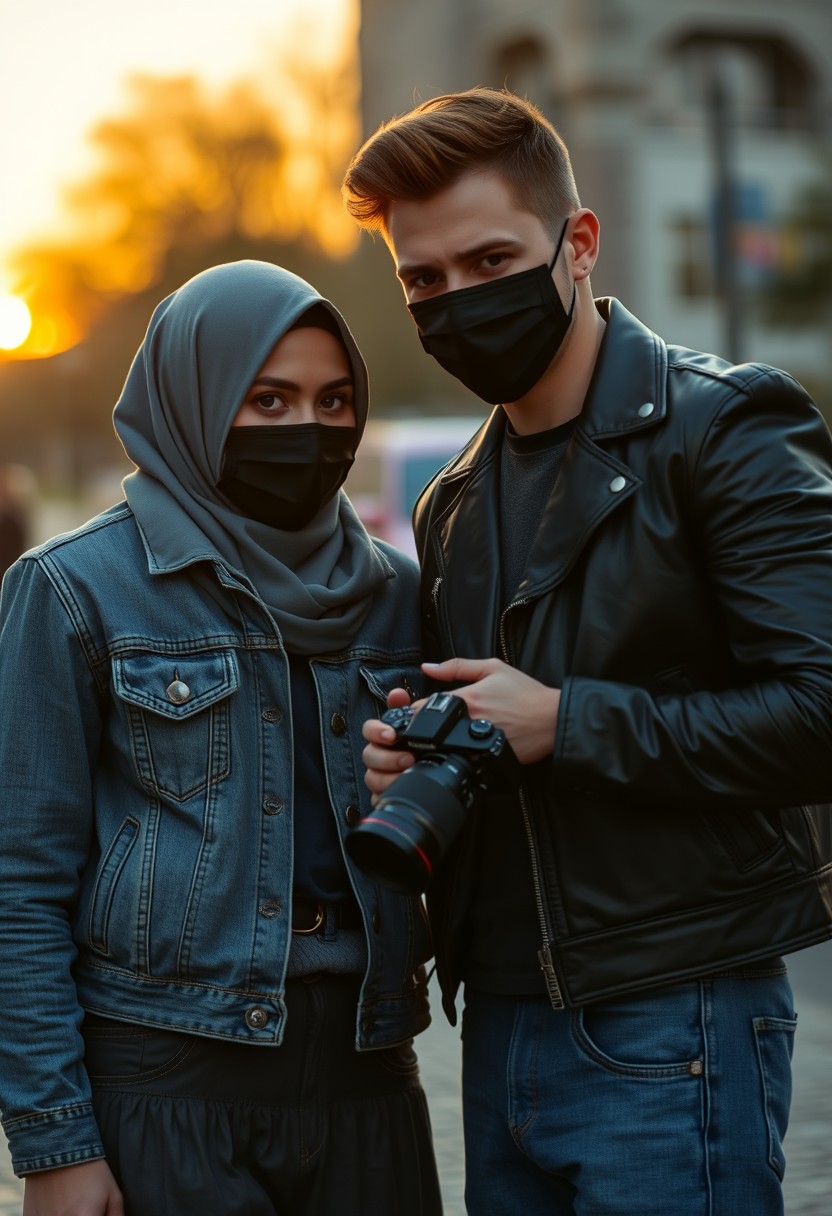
[83, 974, 443, 1216]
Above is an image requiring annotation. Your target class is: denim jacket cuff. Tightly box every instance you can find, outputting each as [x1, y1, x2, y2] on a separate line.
[4, 1102, 105, 1177]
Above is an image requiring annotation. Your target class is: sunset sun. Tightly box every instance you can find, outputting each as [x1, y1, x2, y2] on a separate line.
[0, 295, 32, 350]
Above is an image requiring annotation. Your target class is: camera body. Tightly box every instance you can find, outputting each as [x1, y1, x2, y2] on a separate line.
[382, 691, 510, 763]
[345, 691, 518, 894]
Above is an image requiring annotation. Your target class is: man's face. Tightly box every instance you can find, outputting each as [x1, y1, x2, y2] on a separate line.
[388, 168, 563, 305]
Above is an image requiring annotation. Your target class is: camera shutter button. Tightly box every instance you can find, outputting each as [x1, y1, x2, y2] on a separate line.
[468, 719, 494, 739]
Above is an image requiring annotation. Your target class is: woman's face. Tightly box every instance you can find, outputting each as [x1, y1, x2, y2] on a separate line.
[231, 326, 356, 428]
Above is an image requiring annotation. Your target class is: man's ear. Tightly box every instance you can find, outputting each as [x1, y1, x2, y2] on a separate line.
[568, 209, 601, 281]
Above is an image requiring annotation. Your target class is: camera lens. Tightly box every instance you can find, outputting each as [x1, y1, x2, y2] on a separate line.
[345, 757, 472, 894]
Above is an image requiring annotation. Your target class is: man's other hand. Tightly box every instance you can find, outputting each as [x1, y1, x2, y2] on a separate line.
[422, 657, 560, 764]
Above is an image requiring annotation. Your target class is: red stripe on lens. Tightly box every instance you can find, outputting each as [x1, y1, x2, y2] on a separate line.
[360, 817, 432, 876]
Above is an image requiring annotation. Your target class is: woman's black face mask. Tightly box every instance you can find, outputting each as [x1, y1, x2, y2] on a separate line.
[218, 423, 358, 531]
[407, 218, 574, 405]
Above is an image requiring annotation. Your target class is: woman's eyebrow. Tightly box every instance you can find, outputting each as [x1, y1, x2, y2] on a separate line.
[250, 376, 354, 392]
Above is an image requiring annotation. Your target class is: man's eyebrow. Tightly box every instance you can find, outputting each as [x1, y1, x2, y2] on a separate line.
[249, 376, 353, 392]
[396, 238, 525, 281]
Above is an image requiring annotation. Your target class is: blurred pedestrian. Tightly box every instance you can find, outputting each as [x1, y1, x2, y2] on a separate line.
[0, 261, 441, 1216]
[0, 464, 30, 578]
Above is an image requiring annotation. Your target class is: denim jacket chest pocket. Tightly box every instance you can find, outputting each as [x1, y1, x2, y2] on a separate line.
[112, 650, 239, 802]
[358, 663, 423, 716]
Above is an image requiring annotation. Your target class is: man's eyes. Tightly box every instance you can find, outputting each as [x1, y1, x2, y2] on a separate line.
[412, 272, 440, 290]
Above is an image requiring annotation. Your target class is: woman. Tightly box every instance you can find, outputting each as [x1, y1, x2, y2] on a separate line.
[0, 261, 442, 1215]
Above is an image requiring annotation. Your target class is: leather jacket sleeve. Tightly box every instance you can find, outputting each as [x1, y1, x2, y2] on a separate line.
[554, 374, 832, 808]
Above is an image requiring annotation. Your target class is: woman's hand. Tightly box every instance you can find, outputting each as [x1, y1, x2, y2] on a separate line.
[23, 1159, 124, 1216]
[362, 686, 416, 802]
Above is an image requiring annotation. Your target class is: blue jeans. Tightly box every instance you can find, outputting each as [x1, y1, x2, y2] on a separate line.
[461, 972, 796, 1215]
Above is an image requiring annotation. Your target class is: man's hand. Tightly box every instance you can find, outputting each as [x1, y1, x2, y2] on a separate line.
[422, 657, 560, 764]
[361, 660, 561, 796]
[23, 1159, 124, 1216]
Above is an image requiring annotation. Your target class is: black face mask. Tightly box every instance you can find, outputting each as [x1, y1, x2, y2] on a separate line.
[218, 423, 358, 531]
[408, 219, 575, 404]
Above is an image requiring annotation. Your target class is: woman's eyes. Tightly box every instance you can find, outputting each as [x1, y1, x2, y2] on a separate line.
[251, 392, 350, 415]
[319, 394, 351, 412]
[254, 393, 284, 413]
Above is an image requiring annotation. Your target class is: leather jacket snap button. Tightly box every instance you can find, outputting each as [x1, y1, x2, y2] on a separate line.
[638, 402, 655, 418]
[609, 476, 627, 494]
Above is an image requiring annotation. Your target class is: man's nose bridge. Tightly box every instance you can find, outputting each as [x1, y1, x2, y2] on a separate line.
[446, 270, 470, 294]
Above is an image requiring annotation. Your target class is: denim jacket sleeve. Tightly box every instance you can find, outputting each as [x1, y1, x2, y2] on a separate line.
[0, 556, 107, 1174]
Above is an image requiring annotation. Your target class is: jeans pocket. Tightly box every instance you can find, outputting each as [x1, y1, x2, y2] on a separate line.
[573, 983, 704, 1079]
[752, 1014, 797, 1179]
[84, 1018, 195, 1087]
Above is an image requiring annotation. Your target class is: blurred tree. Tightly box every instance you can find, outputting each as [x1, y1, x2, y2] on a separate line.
[0, 53, 482, 492]
[9, 66, 359, 357]
[759, 156, 832, 423]
[762, 156, 832, 326]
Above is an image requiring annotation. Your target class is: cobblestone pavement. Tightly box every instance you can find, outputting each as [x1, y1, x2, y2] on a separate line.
[1, 974, 828, 1215]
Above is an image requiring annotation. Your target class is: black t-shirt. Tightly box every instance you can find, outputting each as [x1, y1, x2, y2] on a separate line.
[462, 417, 575, 995]
[288, 654, 351, 901]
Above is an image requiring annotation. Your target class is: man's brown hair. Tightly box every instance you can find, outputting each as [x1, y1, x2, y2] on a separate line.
[342, 87, 580, 242]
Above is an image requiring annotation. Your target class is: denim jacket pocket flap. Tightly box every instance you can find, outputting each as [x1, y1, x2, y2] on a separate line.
[113, 650, 239, 720]
[359, 664, 424, 709]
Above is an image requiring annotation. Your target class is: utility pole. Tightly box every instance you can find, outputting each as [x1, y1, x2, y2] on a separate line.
[706, 65, 744, 364]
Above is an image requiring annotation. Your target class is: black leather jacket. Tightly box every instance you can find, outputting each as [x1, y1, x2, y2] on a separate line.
[414, 298, 832, 1020]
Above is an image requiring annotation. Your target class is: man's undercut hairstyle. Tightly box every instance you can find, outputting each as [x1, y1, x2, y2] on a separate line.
[342, 87, 580, 242]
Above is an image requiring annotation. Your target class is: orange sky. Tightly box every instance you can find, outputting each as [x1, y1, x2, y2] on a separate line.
[0, 0, 355, 284]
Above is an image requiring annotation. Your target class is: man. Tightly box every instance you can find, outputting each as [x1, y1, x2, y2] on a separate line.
[342, 88, 832, 1214]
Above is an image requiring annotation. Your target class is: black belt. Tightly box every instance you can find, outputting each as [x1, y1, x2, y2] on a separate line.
[291, 897, 363, 935]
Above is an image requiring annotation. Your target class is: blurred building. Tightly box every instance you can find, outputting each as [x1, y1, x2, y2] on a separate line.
[358, 0, 832, 394]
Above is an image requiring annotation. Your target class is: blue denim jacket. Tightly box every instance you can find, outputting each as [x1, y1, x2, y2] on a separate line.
[0, 503, 430, 1175]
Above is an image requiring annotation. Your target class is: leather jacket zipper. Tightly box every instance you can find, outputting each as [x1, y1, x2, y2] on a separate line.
[500, 601, 565, 1011]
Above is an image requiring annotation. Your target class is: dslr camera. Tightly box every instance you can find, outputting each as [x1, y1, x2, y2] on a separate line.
[345, 691, 518, 894]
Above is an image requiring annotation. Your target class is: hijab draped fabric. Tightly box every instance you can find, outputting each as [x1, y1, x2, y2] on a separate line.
[113, 260, 391, 655]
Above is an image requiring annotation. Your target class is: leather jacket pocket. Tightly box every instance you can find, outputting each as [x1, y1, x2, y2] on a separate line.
[700, 806, 785, 872]
[113, 650, 239, 802]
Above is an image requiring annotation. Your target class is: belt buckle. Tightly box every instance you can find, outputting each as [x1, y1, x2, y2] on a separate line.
[292, 901, 325, 935]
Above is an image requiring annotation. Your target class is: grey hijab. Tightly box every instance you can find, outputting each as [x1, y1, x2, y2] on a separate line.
[114, 260, 391, 655]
